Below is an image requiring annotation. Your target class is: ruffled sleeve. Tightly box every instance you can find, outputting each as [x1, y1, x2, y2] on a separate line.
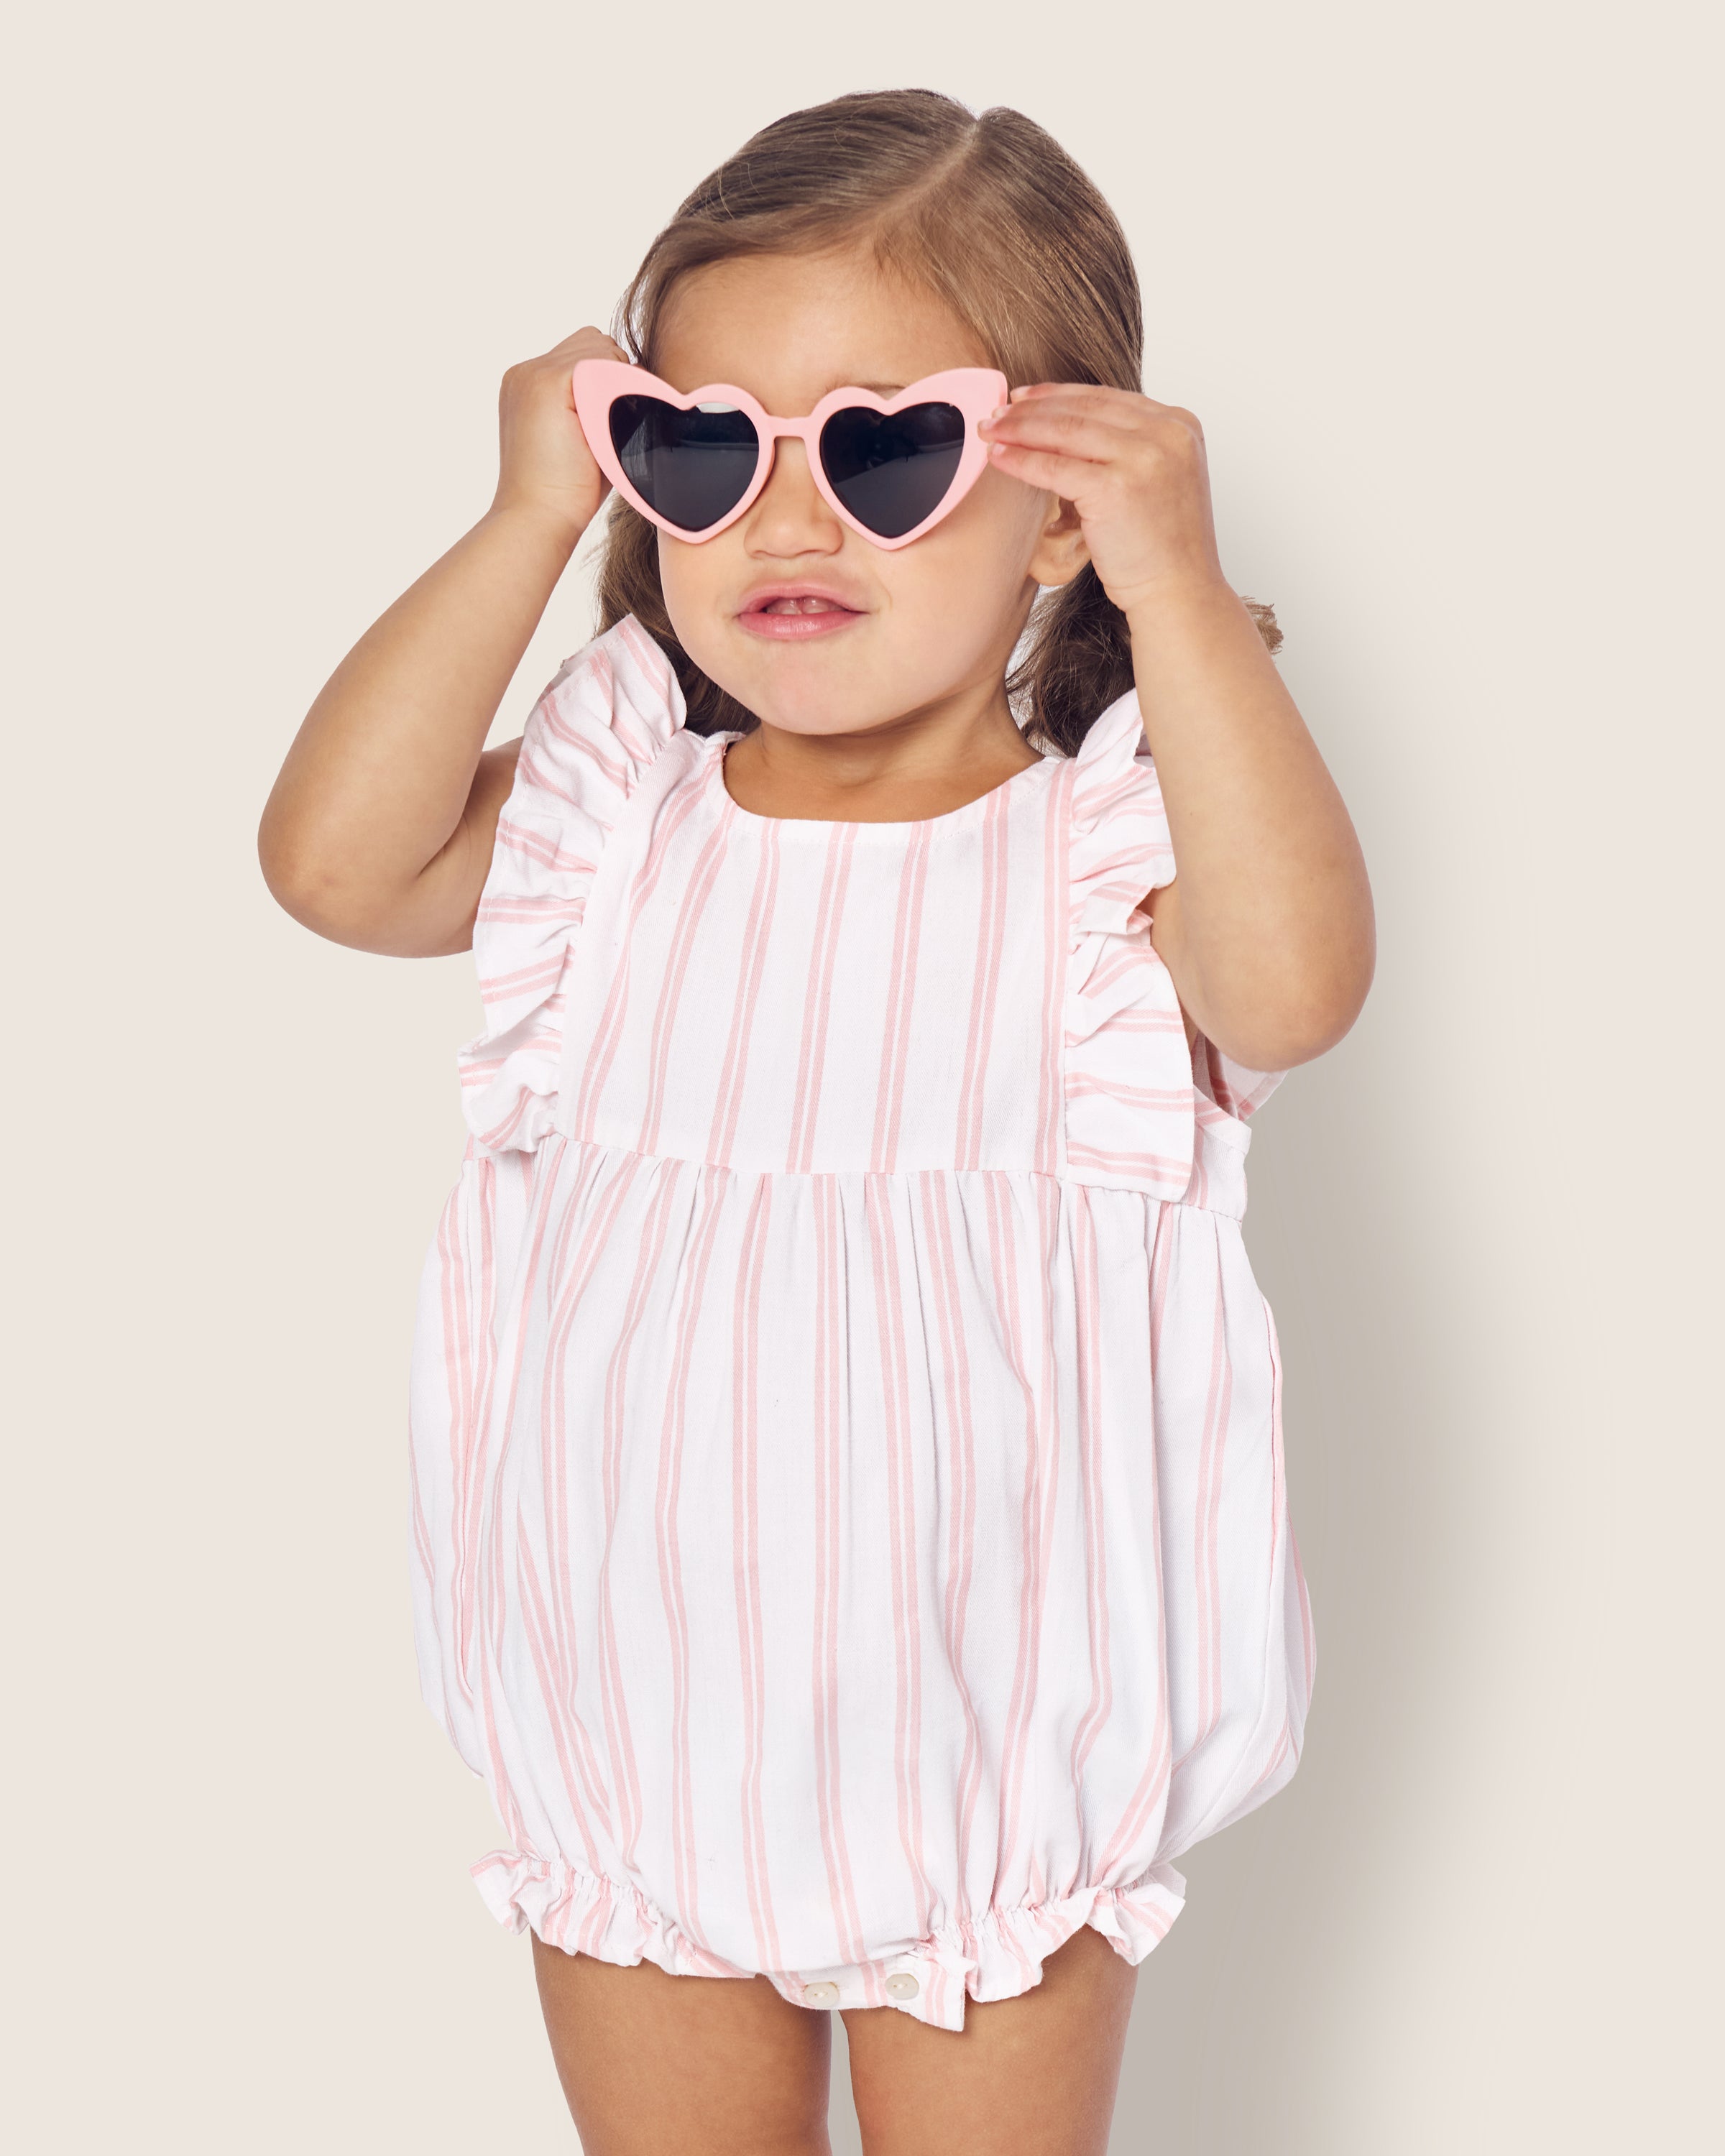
[1067, 687, 1177, 939]
[457, 616, 684, 1155]
[1064, 688, 1285, 1209]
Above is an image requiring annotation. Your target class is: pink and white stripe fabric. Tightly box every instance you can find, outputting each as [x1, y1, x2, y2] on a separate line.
[408, 616, 1315, 2030]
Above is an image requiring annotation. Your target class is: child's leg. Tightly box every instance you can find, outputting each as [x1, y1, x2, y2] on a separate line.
[530, 1934, 835, 2156]
[842, 1925, 1138, 2156]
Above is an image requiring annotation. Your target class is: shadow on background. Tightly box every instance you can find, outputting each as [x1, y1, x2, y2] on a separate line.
[1110, 990, 1452, 2151]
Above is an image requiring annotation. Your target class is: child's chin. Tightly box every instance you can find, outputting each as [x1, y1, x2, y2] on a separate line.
[746, 696, 878, 740]
[729, 657, 883, 736]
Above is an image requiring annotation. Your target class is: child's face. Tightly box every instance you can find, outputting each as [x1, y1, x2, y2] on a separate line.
[652, 247, 1082, 739]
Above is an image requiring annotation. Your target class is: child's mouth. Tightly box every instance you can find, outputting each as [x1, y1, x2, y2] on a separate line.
[737, 588, 865, 641]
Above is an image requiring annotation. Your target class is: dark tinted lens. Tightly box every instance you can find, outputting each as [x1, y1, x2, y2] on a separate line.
[819, 402, 965, 538]
[610, 395, 760, 532]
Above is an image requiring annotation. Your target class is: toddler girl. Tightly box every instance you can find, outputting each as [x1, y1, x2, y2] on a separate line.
[261, 86, 1373, 2156]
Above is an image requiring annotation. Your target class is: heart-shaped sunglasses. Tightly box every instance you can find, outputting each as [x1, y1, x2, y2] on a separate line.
[572, 359, 1008, 549]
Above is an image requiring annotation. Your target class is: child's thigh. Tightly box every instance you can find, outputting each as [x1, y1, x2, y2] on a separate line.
[842, 1925, 1138, 2156]
[530, 1935, 834, 2156]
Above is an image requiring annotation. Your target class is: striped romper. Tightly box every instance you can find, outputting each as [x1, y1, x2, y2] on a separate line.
[408, 614, 1315, 2031]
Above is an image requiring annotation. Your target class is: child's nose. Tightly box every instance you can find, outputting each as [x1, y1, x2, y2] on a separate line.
[744, 436, 843, 556]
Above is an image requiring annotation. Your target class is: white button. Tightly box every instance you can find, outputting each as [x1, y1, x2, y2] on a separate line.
[803, 1981, 840, 2007]
[884, 1971, 921, 2001]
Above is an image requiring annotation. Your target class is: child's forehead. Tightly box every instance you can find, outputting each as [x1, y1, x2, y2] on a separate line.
[652, 248, 994, 409]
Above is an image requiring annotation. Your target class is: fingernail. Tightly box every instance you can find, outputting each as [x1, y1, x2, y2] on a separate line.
[989, 405, 1008, 421]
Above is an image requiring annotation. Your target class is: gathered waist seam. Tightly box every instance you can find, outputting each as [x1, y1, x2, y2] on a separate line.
[460, 1124, 1246, 1219]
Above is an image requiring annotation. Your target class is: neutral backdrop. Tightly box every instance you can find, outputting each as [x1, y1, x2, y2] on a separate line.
[4, 3, 1719, 2150]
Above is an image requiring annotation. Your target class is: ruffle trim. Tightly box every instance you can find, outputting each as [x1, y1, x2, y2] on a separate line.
[458, 617, 684, 1155]
[1064, 691, 1200, 1200]
[472, 1846, 756, 1981]
[1063, 691, 1284, 1205]
[473, 1845, 1187, 2032]
[907, 1862, 1188, 2029]
[1068, 688, 1178, 944]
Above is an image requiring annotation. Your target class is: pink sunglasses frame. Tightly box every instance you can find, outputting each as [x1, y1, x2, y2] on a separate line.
[571, 359, 1010, 550]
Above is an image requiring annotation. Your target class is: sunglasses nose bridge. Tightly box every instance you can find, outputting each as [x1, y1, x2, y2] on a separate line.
[738, 423, 846, 544]
[763, 415, 848, 512]
[752, 416, 822, 487]
[758, 413, 822, 451]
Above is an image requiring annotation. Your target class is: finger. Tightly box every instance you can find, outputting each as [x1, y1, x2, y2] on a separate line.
[987, 396, 1204, 473]
[1007, 382, 1149, 411]
[1008, 380, 1128, 403]
[548, 325, 627, 361]
[985, 438, 1105, 496]
[1010, 381, 1197, 432]
[983, 401, 1141, 464]
[991, 389, 1149, 436]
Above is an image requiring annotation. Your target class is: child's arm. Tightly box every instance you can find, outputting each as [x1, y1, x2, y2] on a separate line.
[259, 326, 624, 957]
[980, 387, 1375, 1075]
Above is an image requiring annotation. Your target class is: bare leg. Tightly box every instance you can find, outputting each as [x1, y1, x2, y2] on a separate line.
[842, 1925, 1138, 2156]
[531, 1935, 835, 2156]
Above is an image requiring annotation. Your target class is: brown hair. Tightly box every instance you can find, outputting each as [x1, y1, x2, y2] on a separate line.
[595, 88, 1282, 757]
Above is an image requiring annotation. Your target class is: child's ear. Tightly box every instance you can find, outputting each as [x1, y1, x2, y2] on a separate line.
[1026, 494, 1090, 589]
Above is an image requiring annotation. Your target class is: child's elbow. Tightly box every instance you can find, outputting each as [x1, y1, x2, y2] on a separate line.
[257, 812, 380, 947]
[257, 815, 473, 958]
[1249, 959, 1375, 1071]
[257, 796, 328, 922]
[1212, 942, 1376, 1073]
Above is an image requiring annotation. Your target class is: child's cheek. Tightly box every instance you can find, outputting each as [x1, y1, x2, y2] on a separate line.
[655, 534, 733, 660]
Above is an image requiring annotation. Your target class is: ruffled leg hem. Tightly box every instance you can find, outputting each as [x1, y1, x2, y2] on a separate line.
[910, 1861, 1189, 2030]
[471, 1848, 755, 1981]
[471, 1849, 1187, 2032]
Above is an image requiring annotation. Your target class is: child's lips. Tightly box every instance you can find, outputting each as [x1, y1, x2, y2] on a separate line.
[736, 589, 867, 641]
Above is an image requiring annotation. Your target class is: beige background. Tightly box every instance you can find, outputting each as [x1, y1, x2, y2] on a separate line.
[4, 1, 1719, 2148]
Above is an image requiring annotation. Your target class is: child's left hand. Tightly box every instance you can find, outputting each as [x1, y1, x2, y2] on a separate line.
[978, 384, 1226, 616]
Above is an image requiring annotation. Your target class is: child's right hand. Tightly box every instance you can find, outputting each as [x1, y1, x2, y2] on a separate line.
[493, 325, 629, 541]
